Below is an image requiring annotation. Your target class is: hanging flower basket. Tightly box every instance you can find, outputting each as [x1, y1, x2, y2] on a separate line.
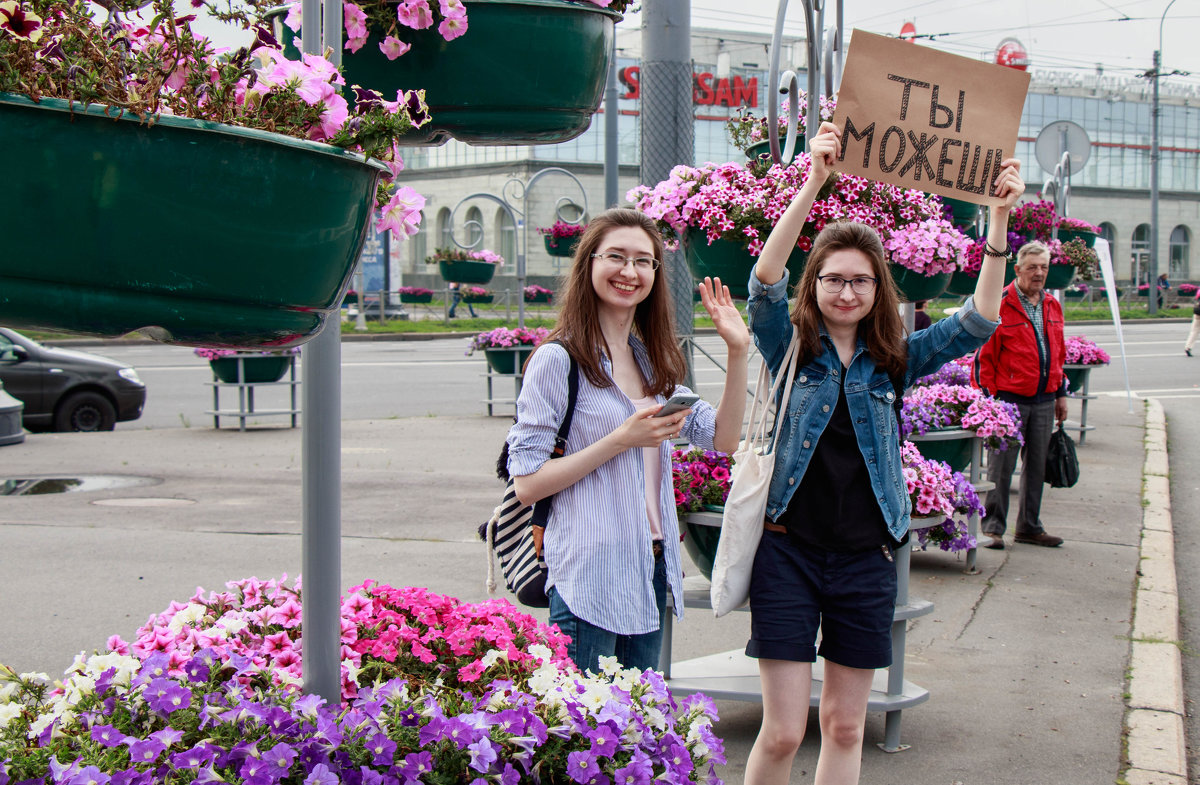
[484, 347, 534, 375]
[209, 355, 293, 384]
[682, 509, 723, 581]
[543, 235, 577, 257]
[0, 93, 387, 348]
[889, 265, 950, 303]
[1056, 228, 1097, 249]
[685, 228, 808, 299]
[524, 285, 554, 304]
[938, 195, 981, 228]
[907, 428, 975, 473]
[1043, 263, 1076, 290]
[438, 260, 498, 284]
[744, 134, 806, 161]
[944, 261, 1016, 296]
[399, 292, 434, 303]
[278, 0, 620, 145]
[462, 285, 495, 304]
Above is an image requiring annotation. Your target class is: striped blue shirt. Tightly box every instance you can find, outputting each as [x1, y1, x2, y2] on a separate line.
[506, 338, 719, 636]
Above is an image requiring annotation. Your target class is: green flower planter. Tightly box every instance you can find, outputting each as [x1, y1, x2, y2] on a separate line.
[945, 261, 1016, 296]
[399, 293, 434, 304]
[1044, 263, 1076, 290]
[525, 293, 553, 304]
[438, 259, 497, 284]
[684, 228, 808, 299]
[744, 134, 806, 161]
[463, 295, 495, 304]
[940, 195, 980, 228]
[278, 0, 619, 145]
[209, 355, 292, 384]
[1056, 229, 1097, 248]
[909, 429, 974, 473]
[889, 265, 950, 303]
[0, 93, 385, 348]
[544, 235, 579, 257]
[682, 506, 724, 581]
[1064, 290, 1089, 300]
[1063, 364, 1096, 394]
[484, 347, 534, 375]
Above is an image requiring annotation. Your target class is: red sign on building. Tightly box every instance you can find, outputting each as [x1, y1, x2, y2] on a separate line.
[618, 66, 759, 108]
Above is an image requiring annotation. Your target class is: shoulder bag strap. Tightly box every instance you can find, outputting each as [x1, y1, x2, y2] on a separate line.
[532, 343, 579, 528]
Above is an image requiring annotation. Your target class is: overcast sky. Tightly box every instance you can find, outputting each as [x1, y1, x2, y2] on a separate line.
[629, 0, 1200, 90]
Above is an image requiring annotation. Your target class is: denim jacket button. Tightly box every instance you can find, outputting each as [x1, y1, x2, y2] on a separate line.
[886, 391, 895, 401]
[799, 375, 807, 383]
[788, 477, 795, 485]
[802, 440, 811, 449]
[822, 404, 830, 413]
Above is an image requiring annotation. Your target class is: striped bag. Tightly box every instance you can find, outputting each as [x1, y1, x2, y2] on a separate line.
[481, 351, 578, 607]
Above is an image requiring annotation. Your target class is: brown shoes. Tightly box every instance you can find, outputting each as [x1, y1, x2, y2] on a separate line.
[1014, 531, 1064, 548]
[983, 534, 1005, 550]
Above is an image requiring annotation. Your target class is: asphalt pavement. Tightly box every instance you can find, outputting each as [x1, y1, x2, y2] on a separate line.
[0, 394, 1183, 784]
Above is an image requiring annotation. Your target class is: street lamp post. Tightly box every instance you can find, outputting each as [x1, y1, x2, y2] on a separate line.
[1148, 0, 1180, 316]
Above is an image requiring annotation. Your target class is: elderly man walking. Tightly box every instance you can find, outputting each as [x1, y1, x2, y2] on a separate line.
[973, 241, 1068, 550]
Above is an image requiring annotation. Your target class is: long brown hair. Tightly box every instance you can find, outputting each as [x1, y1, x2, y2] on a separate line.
[542, 208, 686, 397]
[789, 221, 908, 379]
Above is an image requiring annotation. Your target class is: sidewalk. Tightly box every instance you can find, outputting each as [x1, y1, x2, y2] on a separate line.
[0, 395, 1179, 784]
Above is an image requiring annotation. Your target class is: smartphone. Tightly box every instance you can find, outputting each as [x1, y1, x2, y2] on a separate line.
[654, 393, 700, 418]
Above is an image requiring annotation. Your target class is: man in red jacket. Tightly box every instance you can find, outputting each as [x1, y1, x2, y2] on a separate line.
[973, 241, 1068, 549]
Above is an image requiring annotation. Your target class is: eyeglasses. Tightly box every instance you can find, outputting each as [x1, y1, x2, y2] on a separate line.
[817, 275, 878, 295]
[591, 251, 660, 272]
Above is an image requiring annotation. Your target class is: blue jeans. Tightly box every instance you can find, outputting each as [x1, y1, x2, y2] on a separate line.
[547, 552, 667, 673]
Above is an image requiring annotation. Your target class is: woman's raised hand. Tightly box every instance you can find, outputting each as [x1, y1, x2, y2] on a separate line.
[698, 277, 750, 353]
[808, 122, 842, 183]
[992, 157, 1025, 211]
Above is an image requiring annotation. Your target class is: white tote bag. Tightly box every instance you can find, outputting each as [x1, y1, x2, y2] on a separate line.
[710, 326, 800, 617]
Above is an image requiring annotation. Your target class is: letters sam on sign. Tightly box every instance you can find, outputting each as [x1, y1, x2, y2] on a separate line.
[831, 30, 1031, 206]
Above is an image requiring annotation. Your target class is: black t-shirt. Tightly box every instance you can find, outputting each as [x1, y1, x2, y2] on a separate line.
[776, 372, 892, 552]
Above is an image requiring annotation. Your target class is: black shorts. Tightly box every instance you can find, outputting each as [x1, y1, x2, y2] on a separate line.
[745, 529, 898, 670]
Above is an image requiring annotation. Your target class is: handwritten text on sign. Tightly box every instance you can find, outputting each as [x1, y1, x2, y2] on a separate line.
[831, 30, 1031, 206]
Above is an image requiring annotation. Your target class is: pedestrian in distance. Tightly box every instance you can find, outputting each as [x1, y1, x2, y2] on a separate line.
[1184, 286, 1200, 357]
[973, 241, 1069, 550]
[506, 207, 750, 674]
[912, 299, 932, 331]
[743, 121, 1024, 785]
[447, 281, 475, 319]
[1157, 272, 1170, 310]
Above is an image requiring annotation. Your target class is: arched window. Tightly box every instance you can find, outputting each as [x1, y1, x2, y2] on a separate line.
[1132, 223, 1151, 283]
[1169, 225, 1190, 279]
[1098, 222, 1116, 253]
[465, 206, 484, 248]
[437, 208, 452, 252]
[409, 210, 427, 270]
[495, 207, 516, 268]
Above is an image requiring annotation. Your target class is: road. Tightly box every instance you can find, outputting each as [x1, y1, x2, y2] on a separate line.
[45, 320, 1200, 775]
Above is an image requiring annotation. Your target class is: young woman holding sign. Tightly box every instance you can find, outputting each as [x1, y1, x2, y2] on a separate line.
[743, 122, 1024, 785]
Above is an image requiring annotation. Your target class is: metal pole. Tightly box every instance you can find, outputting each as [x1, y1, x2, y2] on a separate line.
[641, 0, 694, 387]
[1149, 46, 1161, 316]
[300, 0, 342, 707]
[604, 36, 620, 209]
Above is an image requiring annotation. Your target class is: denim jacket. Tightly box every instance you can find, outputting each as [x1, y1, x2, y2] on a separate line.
[747, 270, 1000, 541]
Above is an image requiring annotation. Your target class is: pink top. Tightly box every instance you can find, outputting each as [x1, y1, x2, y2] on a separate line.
[632, 395, 664, 541]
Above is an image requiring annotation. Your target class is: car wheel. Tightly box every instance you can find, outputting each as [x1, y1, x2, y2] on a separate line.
[53, 391, 117, 432]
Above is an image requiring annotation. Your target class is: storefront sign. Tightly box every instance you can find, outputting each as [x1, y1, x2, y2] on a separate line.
[618, 66, 758, 108]
[831, 30, 1030, 205]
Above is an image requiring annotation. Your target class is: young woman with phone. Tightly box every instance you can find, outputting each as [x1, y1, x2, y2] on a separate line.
[743, 123, 1024, 785]
[506, 207, 750, 673]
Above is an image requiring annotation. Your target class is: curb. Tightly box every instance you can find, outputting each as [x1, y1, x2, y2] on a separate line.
[1123, 398, 1188, 785]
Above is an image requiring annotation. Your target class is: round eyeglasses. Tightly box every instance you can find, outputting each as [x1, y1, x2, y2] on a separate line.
[817, 275, 878, 295]
[591, 252, 661, 272]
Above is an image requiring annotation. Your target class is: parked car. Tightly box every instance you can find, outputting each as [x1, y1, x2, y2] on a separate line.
[0, 328, 146, 431]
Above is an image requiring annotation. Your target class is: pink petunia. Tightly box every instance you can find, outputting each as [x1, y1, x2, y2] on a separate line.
[437, 13, 467, 40]
[379, 35, 410, 60]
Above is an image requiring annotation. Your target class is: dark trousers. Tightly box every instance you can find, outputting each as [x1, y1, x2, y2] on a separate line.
[983, 399, 1055, 537]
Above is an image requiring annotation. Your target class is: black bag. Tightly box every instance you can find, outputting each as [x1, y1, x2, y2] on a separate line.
[478, 349, 579, 607]
[1044, 424, 1080, 488]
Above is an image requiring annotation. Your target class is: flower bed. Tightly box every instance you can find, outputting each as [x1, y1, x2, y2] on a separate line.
[0, 579, 725, 785]
[901, 383, 1024, 452]
[882, 217, 971, 277]
[912, 355, 973, 388]
[672, 447, 734, 516]
[902, 442, 983, 553]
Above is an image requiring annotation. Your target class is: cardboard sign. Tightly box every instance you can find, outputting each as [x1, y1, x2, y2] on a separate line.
[830, 30, 1031, 206]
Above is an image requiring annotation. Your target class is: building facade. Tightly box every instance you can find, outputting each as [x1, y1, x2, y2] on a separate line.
[389, 27, 1200, 294]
